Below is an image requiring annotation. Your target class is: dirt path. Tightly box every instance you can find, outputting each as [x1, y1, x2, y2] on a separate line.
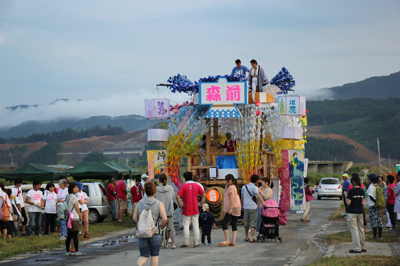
[307, 126, 378, 162]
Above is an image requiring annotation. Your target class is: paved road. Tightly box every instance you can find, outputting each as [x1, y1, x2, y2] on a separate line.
[2, 197, 342, 266]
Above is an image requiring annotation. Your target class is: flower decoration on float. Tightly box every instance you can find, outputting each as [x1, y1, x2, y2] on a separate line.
[255, 101, 260, 107]
[270, 67, 296, 94]
[256, 110, 260, 116]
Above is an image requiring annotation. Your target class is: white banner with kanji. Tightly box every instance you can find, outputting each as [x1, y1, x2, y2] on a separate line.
[199, 78, 248, 118]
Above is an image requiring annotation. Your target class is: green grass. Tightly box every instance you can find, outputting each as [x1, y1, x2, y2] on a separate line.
[0, 214, 135, 260]
[307, 255, 400, 266]
[325, 230, 400, 244]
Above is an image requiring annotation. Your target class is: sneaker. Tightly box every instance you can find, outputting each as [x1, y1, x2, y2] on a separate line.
[60, 236, 66, 240]
[388, 228, 396, 232]
[194, 244, 199, 248]
[201, 243, 206, 246]
[65, 252, 70, 256]
[349, 250, 362, 253]
[377, 236, 383, 240]
[180, 245, 190, 248]
[171, 244, 176, 249]
[369, 236, 376, 240]
[361, 249, 367, 252]
[208, 243, 213, 246]
[75, 252, 82, 256]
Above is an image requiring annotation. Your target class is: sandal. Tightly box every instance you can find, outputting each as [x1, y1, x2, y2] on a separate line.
[245, 238, 249, 242]
[301, 219, 306, 222]
[218, 242, 230, 246]
[229, 243, 235, 246]
[249, 239, 257, 243]
[306, 220, 311, 222]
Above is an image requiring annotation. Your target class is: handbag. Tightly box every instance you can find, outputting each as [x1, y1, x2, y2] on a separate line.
[245, 185, 258, 205]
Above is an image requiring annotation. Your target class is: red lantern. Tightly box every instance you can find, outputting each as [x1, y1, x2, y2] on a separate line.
[255, 101, 260, 106]
[302, 115, 306, 118]
[306, 109, 308, 114]
[256, 110, 260, 116]
[173, 109, 178, 114]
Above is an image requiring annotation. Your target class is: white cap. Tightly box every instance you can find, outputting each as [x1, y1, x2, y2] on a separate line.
[202, 203, 209, 211]
[141, 174, 149, 179]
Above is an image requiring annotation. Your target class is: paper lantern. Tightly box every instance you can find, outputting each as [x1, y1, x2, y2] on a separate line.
[145, 98, 170, 119]
[147, 129, 169, 142]
[281, 126, 303, 140]
[277, 96, 306, 116]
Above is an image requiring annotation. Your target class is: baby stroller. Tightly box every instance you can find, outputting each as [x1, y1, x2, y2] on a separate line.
[256, 199, 282, 243]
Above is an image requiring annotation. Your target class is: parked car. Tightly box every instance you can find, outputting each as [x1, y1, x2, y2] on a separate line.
[316, 177, 342, 200]
[82, 182, 110, 224]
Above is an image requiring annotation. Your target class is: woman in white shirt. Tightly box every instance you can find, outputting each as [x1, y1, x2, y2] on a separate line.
[76, 182, 89, 238]
[43, 183, 58, 235]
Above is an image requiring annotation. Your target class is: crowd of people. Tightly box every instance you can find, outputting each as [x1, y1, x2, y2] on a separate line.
[0, 177, 90, 256]
[345, 172, 400, 253]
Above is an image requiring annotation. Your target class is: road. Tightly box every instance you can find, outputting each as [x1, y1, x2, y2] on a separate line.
[2, 197, 342, 266]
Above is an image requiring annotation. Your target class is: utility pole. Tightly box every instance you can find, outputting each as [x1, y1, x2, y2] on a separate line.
[377, 138, 381, 175]
[388, 156, 391, 167]
[9, 153, 14, 168]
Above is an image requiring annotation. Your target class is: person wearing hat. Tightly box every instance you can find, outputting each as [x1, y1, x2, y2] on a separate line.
[76, 182, 90, 238]
[367, 174, 383, 239]
[342, 173, 350, 213]
[141, 174, 149, 189]
[219, 132, 236, 152]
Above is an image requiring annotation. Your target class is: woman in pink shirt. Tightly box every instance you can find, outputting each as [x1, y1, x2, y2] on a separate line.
[219, 174, 241, 247]
[301, 178, 315, 222]
[385, 175, 396, 231]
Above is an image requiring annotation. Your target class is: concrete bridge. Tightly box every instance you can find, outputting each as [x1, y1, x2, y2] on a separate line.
[308, 161, 353, 175]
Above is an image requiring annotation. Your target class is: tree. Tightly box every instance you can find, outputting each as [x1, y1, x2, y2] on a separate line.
[23, 143, 62, 165]
[81, 152, 111, 164]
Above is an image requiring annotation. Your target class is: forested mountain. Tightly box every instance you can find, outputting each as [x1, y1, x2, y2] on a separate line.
[305, 137, 360, 162]
[0, 125, 127, 144]
[307, 98, 400, 160]
[322, 71, 400, 100]
[0, 114, 157, 138]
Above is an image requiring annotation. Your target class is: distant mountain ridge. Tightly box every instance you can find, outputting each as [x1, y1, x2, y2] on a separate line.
[0, 115, 157, 138]
[322, 71, 400, 100]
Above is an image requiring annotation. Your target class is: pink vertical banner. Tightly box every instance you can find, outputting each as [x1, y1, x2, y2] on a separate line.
[280, 150, 290, 211]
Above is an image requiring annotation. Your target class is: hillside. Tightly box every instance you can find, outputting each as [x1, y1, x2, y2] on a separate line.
[0, 114, 157, 138]
[307, 98, 400, 161]
[321, 71, 400, 100]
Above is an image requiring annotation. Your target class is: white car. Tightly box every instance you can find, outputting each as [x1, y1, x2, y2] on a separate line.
[316, 177, 342, 200]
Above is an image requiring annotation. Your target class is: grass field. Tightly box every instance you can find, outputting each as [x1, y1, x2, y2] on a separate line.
[308, 255, 400, 266]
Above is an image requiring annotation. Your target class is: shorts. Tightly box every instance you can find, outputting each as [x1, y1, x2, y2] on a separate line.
[138, 234, 162, 257]
[118, 198, 127, 210]
[67, 220, 80, 232]
[244, 209, 257, 228]
[0, 221, 13, 235]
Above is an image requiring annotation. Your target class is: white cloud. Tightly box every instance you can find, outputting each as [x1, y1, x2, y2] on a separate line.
[68, 48, 88, 59]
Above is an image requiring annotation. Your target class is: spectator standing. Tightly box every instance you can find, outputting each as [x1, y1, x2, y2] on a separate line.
[57, 178, 69, 240]
[199, 203, 216, 246]
[76, 182, 89, 238]
[155, 174, 176, 249]
[342, 173, 351, 213]
[133, 182, 167, 266]
[241, 174, 266, 242]
[107, 178, 117, 221]
[256, 177, 273, 232]
[346, 174, 367, 253]
[348, 181, 368, 233]
[8, 189, 22, 237]
[177, 172, 206, 248]
[25, 180, 43, 236]
[11, 178, 27, 236]
[130, 177, 143, 216]
[115, 173, 127, 223]
[367, 174, 383, 239]
[43, 183, 57, 235]
[301, 178, 315, 222]
[0, 183, 12, 240]
[220, 174, 241, 247]
[385, 175, 396, 231]
[231, 59, 249, 77]
[393, 171, 400, 235]
[65, 182, 81, 256]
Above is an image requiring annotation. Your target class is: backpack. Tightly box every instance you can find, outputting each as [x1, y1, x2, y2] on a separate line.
[136, 202, 159, 238]
[373, 184, 385, 209]
[0, 194, 11, 222]
[57, 200, 69, 220]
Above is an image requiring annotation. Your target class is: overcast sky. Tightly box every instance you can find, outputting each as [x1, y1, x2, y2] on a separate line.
[0, 0, 399, 127]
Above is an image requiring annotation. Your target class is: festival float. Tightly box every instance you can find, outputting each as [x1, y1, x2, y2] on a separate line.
[146, 67, 308, 225]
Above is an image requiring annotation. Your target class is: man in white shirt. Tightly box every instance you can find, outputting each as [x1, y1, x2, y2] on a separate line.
[248, 59, 268, 101]
[11, 177, 28, 236]
[25, 180, 43, 236]
[57, 178, 69, 240]
[241, 174, 265, 242]
[76, 182, 90, 238]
